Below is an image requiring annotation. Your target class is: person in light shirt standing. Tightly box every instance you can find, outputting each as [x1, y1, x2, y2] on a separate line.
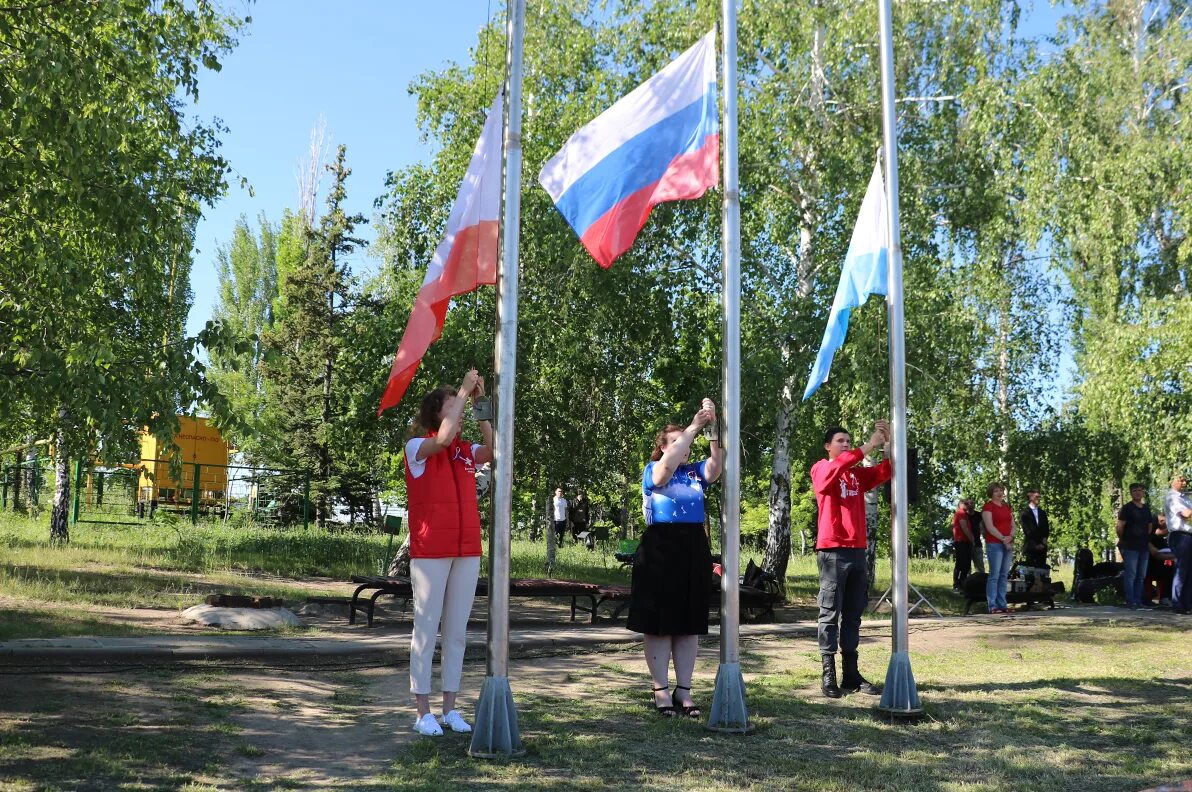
[1163, 472, 1192, 615]
[810, 420, 892, 698]
[552, 488, 569, 546]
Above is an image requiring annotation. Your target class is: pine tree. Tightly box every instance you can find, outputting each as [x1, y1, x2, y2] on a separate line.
[262, 146, 366, 526]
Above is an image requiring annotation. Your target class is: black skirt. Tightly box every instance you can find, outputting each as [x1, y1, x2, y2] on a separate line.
[626, 522, 712, 636]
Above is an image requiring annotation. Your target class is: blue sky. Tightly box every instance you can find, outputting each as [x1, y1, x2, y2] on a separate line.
[186, 1, 1070, 339]
[185, 0, 493, 337]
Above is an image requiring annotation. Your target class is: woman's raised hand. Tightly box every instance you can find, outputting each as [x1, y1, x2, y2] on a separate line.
[692, 404, 716, 430]
[461, 368, 480, 396]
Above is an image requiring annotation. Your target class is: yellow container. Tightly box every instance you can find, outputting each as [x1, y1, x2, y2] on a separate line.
[138, 416, 229, 507]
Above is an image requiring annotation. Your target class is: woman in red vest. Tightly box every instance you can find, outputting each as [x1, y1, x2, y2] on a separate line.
[405, 368, 492, 737]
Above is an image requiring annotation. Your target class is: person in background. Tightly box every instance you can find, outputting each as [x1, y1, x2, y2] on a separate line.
[970, 512, 986, 575]
[1163, 472, 1192, 615]
[405, 369, 491, 737]
[1019, 489, 1050, 568]
[569, 491, 590, 543]
[1147, 514, 1175, 607]
[982, 483, 1016, 615]
[952, 499, 976, 592]
[811, 420, 892, 698]
[1116, 483, 1156, 610]
[552, 488, 569, 546]
[627, 398, 722, 719]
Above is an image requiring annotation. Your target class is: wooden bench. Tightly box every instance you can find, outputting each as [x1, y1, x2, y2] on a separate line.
[348, 575, 780, 626]
[348, 576, 633, 627]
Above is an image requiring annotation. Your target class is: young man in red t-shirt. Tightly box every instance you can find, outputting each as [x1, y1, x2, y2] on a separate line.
[810, 420, 891, 698]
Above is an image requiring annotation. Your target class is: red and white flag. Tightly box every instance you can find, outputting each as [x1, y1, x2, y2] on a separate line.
[378, 93, 504, 415]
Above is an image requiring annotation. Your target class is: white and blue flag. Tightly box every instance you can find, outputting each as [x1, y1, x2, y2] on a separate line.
[802, 157, 889, 401]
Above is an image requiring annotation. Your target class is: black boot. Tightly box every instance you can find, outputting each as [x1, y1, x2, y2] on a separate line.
[841, 652, 881, 695]
[821, 654, 841, 699]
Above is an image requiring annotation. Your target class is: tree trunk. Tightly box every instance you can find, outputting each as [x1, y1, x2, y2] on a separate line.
[995, 249, 1015, 481]
[386, 536, 411, 577]
[49, 431, 70, 543]
[529, 467, 542, 541]
[29, 442, 40, 508]
[545, 488, 557, 568]
[762, 375, 794, 591]
[319, 282, 335, 528]
[763, 16, 824, 593]
[11, 451, 22, 514]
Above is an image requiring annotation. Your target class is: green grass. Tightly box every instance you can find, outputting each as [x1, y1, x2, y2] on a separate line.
[0, 618, 1186, 790]
[380, 622, 1191, 792]
[1, 510, 1042, 639]
[0, 608, 158, 641]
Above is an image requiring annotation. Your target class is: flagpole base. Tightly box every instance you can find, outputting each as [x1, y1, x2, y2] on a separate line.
[876, 651, 922, 718]
[467, 676, 525, 759]
[706, 662, 752, 733]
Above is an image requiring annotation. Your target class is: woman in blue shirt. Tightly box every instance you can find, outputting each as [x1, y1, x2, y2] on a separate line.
[628, 398, 723, 718]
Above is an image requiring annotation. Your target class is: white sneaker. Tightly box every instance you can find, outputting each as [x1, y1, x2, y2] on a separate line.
[439, 709, 472, 733]
[413, 713, 443, 736]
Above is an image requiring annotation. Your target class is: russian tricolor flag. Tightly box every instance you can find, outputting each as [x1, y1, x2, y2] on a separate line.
[539, 29, 719, 269]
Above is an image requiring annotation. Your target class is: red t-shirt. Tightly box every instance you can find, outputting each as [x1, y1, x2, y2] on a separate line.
[982, 501, 1013, 544]
[952, 510, 973, 543]
[810, 448, 892, 550]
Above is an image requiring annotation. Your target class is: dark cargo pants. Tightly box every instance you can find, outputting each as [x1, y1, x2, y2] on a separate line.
[816, 548, 869, 655]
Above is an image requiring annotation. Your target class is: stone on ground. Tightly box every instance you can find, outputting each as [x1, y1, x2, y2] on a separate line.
[180, 605, 302, 630]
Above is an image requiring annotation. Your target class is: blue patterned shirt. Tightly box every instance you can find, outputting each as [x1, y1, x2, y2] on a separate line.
[642, 460, 707, 525]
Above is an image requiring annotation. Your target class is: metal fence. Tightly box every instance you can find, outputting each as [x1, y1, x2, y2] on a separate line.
[1, 457, 311, 528]
[0, 456, 48, 512]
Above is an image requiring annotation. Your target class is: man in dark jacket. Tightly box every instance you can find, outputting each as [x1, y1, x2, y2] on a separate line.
[1019, 489, 1050, 568]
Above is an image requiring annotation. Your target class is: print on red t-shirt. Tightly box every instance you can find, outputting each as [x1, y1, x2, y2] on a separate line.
[811, 448, 892, 550]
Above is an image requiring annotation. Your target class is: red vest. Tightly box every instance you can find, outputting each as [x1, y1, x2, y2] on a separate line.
[406, 433, 482, 559]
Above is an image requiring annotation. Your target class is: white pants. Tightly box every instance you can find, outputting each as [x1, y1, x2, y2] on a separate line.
[409, 556, 481, 695]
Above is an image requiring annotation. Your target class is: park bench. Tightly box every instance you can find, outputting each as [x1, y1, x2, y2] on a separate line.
[348, 575, 633, 627]
[347, 575, 778, 626]
[959, 571, 1065, 614]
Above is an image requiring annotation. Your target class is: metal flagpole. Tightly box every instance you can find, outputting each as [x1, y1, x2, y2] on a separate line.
[469, 0, 527, 757]
[708, 0, 749, 734]
[875, 0, 922, 717]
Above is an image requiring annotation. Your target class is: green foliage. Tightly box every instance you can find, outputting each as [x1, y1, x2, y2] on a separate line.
[0, 1, 250, 538]
[1015, 0, 1192, 492]
[259, 146, 384, 526]
[208, 213, 281, 460]
[1092, 585, 1123, 606]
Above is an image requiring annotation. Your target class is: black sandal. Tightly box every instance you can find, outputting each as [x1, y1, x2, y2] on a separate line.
[673, 685, 701, 719]
[652, 685, 676, 717]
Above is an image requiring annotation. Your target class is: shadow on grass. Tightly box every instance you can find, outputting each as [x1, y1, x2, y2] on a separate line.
[0, 674, 231, 791]
[0, 608, 154, 642]
[1, 562, 232, 603]
[380, 672, 1192, 792]
[0, 563, 310, 609]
